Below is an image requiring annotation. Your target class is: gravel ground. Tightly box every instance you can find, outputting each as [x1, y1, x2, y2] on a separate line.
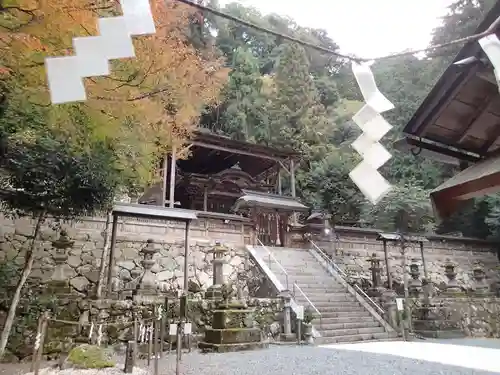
[3, 343, 499, 375]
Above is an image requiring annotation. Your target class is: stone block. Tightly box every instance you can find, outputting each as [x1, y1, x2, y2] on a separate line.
[212, 309, 254, 329]
[198, 341, 268, 353]
[204, 328, 261, 344]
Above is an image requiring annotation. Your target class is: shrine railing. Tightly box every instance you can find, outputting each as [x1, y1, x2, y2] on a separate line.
[255, 239, 322, 329]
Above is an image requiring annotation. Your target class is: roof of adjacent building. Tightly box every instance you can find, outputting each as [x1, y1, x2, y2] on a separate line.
[233, 190, 309, 212]
[403, 1, 500, 161]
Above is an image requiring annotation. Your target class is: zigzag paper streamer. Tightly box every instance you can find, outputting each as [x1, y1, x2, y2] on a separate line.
[45, 0, 156, 104]
[478, 34, 500, 90]
[349, 62, 394, 205]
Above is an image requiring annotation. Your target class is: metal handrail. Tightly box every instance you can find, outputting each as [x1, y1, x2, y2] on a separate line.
[293, 282, 322, 327]
[310, 240, 385, 316]
[256, 239, 289, 290]
[256, 240, 322, 328]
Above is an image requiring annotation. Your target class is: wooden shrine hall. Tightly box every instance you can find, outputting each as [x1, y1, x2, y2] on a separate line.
[397, 1, 500, 220]
[139, 130, 308, 245]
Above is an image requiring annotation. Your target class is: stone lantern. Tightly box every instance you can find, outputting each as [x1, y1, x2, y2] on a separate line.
[472, 263, 489, 295]
[48, 230, 74, 295]
[368, 253, 384, 296]
[443, 260, 461, 293]
[278, 290, 295, 342]
[206, 241, 229, 300]
[408, 259, 422, 297]
[134, 239, 161, 303]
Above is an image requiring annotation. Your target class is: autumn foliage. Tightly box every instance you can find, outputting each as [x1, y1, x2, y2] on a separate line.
[0, 0, 228, 184]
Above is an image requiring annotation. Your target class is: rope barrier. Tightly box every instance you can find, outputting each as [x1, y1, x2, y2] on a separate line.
[48, 316, 155, 327]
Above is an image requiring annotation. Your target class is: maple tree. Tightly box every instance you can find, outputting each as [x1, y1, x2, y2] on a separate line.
[1, 0, 228, 183]
[0, 0, 228, 357]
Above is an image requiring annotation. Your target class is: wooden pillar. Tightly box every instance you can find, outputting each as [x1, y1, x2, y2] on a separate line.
[203, 186, 208, 211]
[290, 159, 296, 198]
[106, 214, 119, 295]
[161, 155, 168, 207]
[183, 221, 190, 293]
[290, 159, 296, 225]
[383, 239, 392, 289]
[169, 146, 176, 208]
[278, 170, 282, 195]
[420, 241, 428, 280]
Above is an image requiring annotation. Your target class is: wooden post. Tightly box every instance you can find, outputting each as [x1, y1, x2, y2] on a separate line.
[420, 241, 428, 280]
[161, 154, 168, 207]
[147, 323, 152, 366]
[106, 214, 118, 295]
[32, 311, 49, 375]
[124, 341, 136, 373]
[383, 239, 392, 289]
[154, 309, 159, 375]
[290, 159, 297, 225]
[290, 159, 296, 198]
[169, 146, 177, 208]
[183, 221, 190, 294]
[203, 186, 208, 211]
[278, 169, 282, 195]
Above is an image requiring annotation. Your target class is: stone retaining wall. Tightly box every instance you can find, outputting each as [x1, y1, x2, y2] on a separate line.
[312, 226, 500, 291]
[412, 296, 500, 338]
[0, 213, 255, 295]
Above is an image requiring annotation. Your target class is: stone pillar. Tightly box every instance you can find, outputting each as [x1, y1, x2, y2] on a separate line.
[47, 230, 75, 295]
[472, 263, 489, 295]
[408, 259, 422, 297]
[380, 289, 398, 330]
[206, 242, 228, 300]
[443, 261, 461, 293]
[368, 253, 385, 296]
[278, 290, 295, 342]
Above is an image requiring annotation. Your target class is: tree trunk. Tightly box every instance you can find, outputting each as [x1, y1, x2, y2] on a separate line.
[95, 212, 112, 300]
[0, 211, 45, 359]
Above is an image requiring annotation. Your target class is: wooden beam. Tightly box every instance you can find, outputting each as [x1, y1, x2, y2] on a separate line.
[476, 70, 498, 86]
[278, 160, 290, 175]
[456, 94, 496, 144]
[191, 141, 286, 162]
[419, 66, 479, 138]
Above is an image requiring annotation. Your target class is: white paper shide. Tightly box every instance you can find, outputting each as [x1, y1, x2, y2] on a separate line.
[45, 0, 156, 104]
[349, 62, 394, 205]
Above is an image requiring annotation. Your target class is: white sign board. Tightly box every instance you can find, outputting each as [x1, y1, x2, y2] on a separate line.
[396, 298, 404, 311]
[184, 322, 192, 335]
[169, 323, 177, 336]
[296, 306, 304, 320]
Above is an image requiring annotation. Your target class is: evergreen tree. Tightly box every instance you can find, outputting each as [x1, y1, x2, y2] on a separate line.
[219, 47, 268, 142]
[267, 43, 330, 153]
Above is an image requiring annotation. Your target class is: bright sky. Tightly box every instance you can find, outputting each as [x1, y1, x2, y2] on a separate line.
[218, 0, 453, 59]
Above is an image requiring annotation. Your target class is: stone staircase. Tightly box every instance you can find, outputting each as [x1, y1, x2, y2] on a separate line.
[251, 246, 396, 344]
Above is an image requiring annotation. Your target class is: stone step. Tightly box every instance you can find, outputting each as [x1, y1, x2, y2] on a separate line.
[315, 311, 372, 318]
[318, 327, 386, 338]
[314, 317, 377, 325]
[315, 333, 395, 345]
[292, 286, 345, 294]
[294, 295, 356, 303]
[313, 305, 365, 313]
[315, 321, 380, 331]
[307, 301, 361, 308]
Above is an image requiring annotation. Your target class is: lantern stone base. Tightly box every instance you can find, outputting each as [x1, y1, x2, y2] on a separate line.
[199, 302, 266, 353]
[205, 285, 223, 300]
[279, 333, 296, 342]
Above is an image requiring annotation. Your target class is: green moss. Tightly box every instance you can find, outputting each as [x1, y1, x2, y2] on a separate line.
[66, 344, 115, 369]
